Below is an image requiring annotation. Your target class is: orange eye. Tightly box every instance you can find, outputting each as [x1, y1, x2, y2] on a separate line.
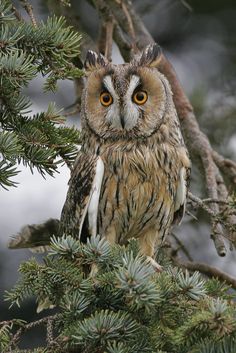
[133, 90, 148, 105]
[100, 92, 113, 106]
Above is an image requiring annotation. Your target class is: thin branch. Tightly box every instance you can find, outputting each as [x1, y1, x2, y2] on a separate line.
[113, 23, 132, 61]
[12, 6, 23, 21]
[102, 0, 136, 44]
[186, 209, 198, 220]
[98, 20, 114, 61]
[188, 192, 217, 217]
[98, 22, 107, 55]
[213, 150, 236, 185]
[188, 191, 236, 246]
[8, 314, 59, 350]
[20, 0, 37, 27]
[201, 198, 228, 205]
[116, 0, 136, 44]
[174, 258, 236, 290]
[104, 20, 114, 60]
[171, 233, 193, 261]
[97, 2, 114, 61]
[46, 318, 54, 346]
[215, 169, 236, 246]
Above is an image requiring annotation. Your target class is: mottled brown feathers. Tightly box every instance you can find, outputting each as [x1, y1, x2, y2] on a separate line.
[60, 154, 98, 242]
[137, 43, 162, 68]
[84, 50, 109, 72]
[61, 44, 191, 264]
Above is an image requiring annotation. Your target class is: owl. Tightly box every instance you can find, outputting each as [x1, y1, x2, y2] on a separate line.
[60, 44, 190, 269]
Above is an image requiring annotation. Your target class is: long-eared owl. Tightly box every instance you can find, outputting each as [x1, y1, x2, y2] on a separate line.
[61, 44, 190, 268]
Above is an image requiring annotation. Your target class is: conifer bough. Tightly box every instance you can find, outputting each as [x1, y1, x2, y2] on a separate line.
[0, 0, 82, 189]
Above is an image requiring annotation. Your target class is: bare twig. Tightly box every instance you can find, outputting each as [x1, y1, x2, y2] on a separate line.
[20, 0, 37, 27]
[8, 314, 59, 350]
[94, 0, 114, 61]
[188, 191, 236, 246]
[98, 20, 114, 61]
[173, 258, 236, 290]
[104, 20, 114, 60]
[171, 233, 193, 261]
[98, 23, 107, 56]
[12, 6, 23, 21]
[215, 170, 236, 246]
[188, 192, 217, 217]
[186, 210, 198, 220]
[213, 150, 236, 185]
[116, 0, 136, 44]
[46, 318, 54, 345]
[201, 198, 228, 205]
[113, 23, 132, 61]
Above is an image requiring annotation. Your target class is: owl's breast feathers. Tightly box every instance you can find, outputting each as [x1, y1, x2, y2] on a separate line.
[60, 139, 190, 245]
[98, 142, 190, 243]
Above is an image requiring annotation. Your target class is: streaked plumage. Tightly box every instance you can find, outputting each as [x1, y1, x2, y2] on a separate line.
[61, 44, 190, 267]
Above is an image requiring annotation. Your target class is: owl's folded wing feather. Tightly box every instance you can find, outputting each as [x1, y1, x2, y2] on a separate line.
[60, 153, 104, 241]
[173, 166, 190, 225]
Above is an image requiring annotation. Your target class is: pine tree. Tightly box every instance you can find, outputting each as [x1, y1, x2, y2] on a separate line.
[0, 0, 82, 189]
[2, 235, 236, 353]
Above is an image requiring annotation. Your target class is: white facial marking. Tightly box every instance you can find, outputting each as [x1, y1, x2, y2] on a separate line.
[103, 76, 118, 101]
[123, 75, 141, 130]
[127, 75, 140, 97]
[103, 75, 122, 129]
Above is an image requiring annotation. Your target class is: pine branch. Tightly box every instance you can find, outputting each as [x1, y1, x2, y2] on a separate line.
[0, 1, 83, 187]
[3, 236, 236, 352]
[20, 0, 37, 28]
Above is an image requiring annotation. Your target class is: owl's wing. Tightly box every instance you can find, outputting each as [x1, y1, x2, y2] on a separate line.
[60, 153, 104, 241]
[173, 166, 190, 225]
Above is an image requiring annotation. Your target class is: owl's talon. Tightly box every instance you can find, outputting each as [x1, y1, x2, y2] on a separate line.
[146, 256, 163, 272]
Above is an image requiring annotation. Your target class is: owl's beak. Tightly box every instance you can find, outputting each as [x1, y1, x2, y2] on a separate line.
[120, 115, 125, 129]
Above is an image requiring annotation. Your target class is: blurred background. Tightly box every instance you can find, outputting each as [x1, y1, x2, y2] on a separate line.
[1, 0, 236, 348]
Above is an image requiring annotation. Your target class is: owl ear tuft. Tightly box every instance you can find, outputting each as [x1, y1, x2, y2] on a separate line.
[139, 43, 162, 67]
[84, 50, 109, 72]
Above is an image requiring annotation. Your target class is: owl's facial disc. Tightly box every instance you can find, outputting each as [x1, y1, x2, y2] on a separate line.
[102, 74, 144, 131]
[84, 62, 168, 140]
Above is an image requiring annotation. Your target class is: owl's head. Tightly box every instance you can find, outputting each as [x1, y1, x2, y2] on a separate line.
[82, 44, 173, 140]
